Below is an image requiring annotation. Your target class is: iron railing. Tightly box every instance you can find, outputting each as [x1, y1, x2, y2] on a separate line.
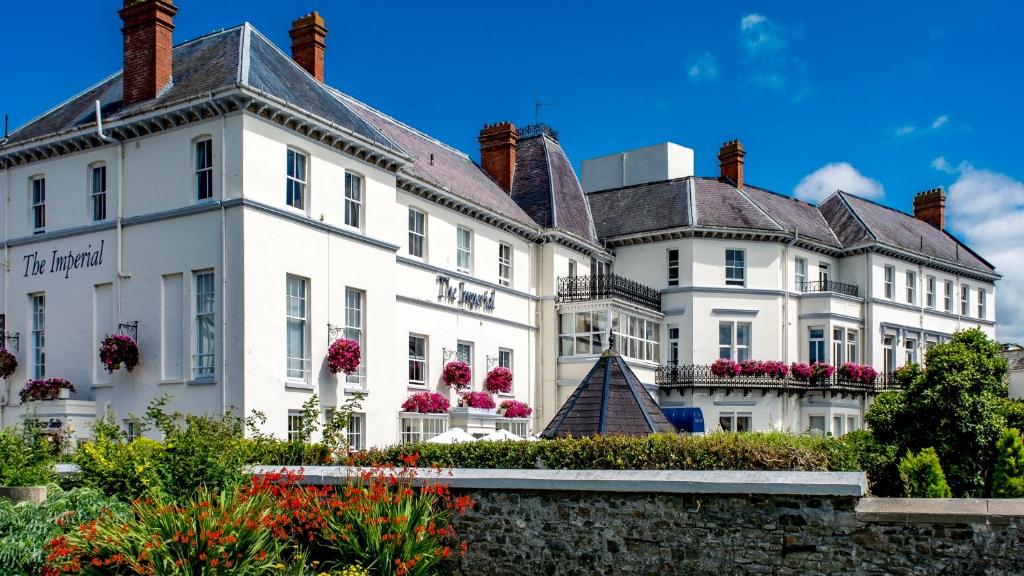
[656, 364, 902, 394]
[798, 280, 860, 297]
[557, 274, 662, 311]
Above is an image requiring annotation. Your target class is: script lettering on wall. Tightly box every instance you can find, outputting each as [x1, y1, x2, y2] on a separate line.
[436, 275, 496, 312]
[22, 240, 105, 279]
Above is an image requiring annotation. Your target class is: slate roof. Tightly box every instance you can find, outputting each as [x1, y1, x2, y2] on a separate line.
[1003, 346, 1024, 371]
[4, 25, 402, 156]
[336, 92, 539, 229]
[510, 133, 599, 243]
[587, 176, 996, 275]
[541, 346, 676, 438]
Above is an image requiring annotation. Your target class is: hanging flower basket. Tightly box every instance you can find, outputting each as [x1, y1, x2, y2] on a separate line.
[327, 338, 361, 375]
[99, 334, 140, 374]
[0, 349, 17, 379]
[484, 366, 513, 394]
[442, 361, 472, 390]
[499, 400, 533, 419]
[459, 391, 496, 410]
[20, 378, 76, 402]
[401, 392, 450, 414]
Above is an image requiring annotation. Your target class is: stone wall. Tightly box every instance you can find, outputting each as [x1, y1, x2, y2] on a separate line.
[251, 467, 1024, 576]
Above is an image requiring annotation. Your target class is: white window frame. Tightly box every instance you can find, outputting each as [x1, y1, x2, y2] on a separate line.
[667, 249, 679, 287]
[344, 172, 363, 229]
[568, 259, 578, 278]
[400, 413, 448, 444]
[617, 312, 660, 362]
[978, 288, 986, 319]
[285, 275, 310, 381]
[808, 327, 825, 364]
[833, 415, 845, 437]
[456, 340, 474, 378]
[31, 176, 45, 233]
[832, 327, 844, 365]
[725, 249, 745, 286]
[194, 137, 214, 201]
[495, 418, 529, 437]
[344, 288, 365, 386]
[718, 411, 752, 432]
[31, 293, 45, 379]
[883, 334, 896, 373]
[125, 420, 143, 442]
[192, 270, 215, 380]
[808, 415, 827, 435]
[456, 227, 473, 273]
[883, 265, 895, 299]
[944, 280, 953, 312]
[287, 410, 304, 442]
[906, 270, 917, 305]
[667, 325, 680, 365]
[408, 208, 425, 258]
[498, 347, 513, 395]
[818, 262, 830, 285]
[90, 163, 107, 222]
[286, 148, 307, 211]
[408, 333, 427, 387]
[559, 311, 609, 357]
[846, 329, 859, 364]
[905, 337, 918, 365]
[498, 242, 513, 287]
[847, 415, 858, 433]
[926, 276, 936, 309]
[347, 413, 365, 451]
[718, 321, 751, 362]
[795, 257, 807, 291]
[961, 284, 970, 316]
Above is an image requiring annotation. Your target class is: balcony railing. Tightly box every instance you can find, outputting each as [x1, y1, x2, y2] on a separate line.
[557, 274, 662, 311]
[798, 280, 860, 297]
[656, 364, 902, 394]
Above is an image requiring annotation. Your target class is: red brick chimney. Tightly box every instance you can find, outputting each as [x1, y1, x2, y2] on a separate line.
[119, 0, 178, 106]
[290, 12, 328, 82]
[479, 122, 519, 193]
[718, 140, 745, 189]
[913, 187, 946, 230]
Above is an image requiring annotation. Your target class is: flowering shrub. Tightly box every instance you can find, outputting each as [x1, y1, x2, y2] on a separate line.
[327, 338, 361, 375]
[838, 362, 878, 384]
[811, 362, 836, 381]
[762, 360, 789, 379]
[441, 361, 472, 390]
[710, 358, 742, 378]
[20, 378, 76, 402]
[499, 400, 533, 419]
[739, 360, 763, 376]
[401, 392, 450, 414]
[0, 348, 17, 379]
[790, 362, 814, 381]
[484, 366, 513, 394]
[459, 391, 496, 410]
[98, 334, 140, 374]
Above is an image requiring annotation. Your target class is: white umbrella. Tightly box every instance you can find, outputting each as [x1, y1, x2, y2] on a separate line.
[523, 434, 541, 442]
[479, 428, 522, 442]
[427, 427, 478, 444]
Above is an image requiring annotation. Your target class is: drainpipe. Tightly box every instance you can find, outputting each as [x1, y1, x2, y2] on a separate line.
[1, 158, 8, 420]
[210, 93, 230, 416]
[782, 230, 798, 431]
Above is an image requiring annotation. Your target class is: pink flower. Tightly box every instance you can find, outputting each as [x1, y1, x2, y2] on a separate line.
[20, 378, 76, 402]
[442, 361, 472, 390]
[327, 338, 361, 375]
[499, 400, 533, 419]
[0, 348, 17, 379]
[99, 334, 140, 373]
[484, 367, 513, 394]
[762, 360, 789, 379]
[402, 392, 450, 414]
[790, 362, 813, 381]
[459, 391, 496, 410]
[711, 358, 742, 378]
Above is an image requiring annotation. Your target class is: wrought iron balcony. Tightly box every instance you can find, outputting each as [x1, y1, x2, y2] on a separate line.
[656, 364, 902, 395]
[798, 280, 860, 297]
[557, 274, 662, 311]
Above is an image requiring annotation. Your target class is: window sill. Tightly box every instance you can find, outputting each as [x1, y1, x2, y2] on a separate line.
[343, 386, 368, 395]
[157, 379, 185, 386]
[285, 380, 314, 390]
[187, 378, 217, 386]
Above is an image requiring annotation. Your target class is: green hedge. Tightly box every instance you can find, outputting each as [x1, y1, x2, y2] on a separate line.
[354, 432, 860, 472]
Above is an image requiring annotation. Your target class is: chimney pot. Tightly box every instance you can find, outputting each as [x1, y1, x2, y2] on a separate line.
[718, 140, 745, 189]
[913, 187, 946, 229]
[290, 12, 328, 82]
[479, 122, 518, 193]
[119, 0, 178, 106]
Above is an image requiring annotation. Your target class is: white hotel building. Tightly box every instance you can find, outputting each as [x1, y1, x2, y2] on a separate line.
[0, 2, 998, 446]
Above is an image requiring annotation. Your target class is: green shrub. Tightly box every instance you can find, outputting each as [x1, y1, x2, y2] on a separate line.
[356, 432, 859, 472]
[1002, 398, 1024, 431]
[993, 428, 1024, 497]
[0, 425, 55, 487]
[899, 447, 953, 498]
[0, 486, 129, 576]
[73, 433, 165, 502]
[864, 391, 905, 446]
[841, 430, 900, 496]
[238, 438, 332, 466]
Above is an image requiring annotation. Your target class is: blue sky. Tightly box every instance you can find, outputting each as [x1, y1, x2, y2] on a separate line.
[3, 1, 1023, 339]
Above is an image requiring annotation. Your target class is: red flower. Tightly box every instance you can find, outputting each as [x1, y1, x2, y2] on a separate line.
[484, 366, 513, 394]
[441, 361, 471, 390]
[499, 400, 533, 419]
[327, 338, 361, 375]
[99, 334, 140, 373]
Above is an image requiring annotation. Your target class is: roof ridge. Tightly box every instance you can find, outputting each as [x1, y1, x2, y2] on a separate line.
[733, 185, 786, 233]
[237, 23, 252, 85]
[542, 134, 599, 241]
[173, 24, 243, 50]
[584, 175, 692, 196]
[541, 136, 558, 229]
[834, 191, 878, 242]
[327, 87, 472, 160]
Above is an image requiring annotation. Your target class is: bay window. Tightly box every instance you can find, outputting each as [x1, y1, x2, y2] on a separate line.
[808, 328, 825, 364]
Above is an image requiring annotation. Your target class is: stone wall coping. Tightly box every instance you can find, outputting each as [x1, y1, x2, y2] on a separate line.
[246, 466, 868, 497]
[856, 497, 1024, 524]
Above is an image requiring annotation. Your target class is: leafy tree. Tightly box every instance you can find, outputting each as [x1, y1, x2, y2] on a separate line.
[866, 329, 1007, 496]
[1002, 398, 1024, 431]
[993, 428, 1024, 497]
[899, 447, 952, 498]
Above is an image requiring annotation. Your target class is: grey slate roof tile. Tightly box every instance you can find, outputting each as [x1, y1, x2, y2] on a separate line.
[586, 179, 689, 238]
[692, 178, 782, 232]
[742, 184, 841, 247]
[511, 135, 598, 242]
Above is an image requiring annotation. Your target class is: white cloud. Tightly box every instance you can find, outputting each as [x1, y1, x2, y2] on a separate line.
[892, 114, 949, 139]
[895, 125, 916, 137]
[686, 51, 719, 82]
[938, 161, 1024, 342]
[737, 13, 808, 100]
[741, 13, 766, 30]
[931, 114, 949, 129]
[794, 162, 885, 203]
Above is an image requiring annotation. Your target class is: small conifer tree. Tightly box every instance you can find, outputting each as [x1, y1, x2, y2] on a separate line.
[898, 447, 953, 498]
[993, 428, 1024, 498]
